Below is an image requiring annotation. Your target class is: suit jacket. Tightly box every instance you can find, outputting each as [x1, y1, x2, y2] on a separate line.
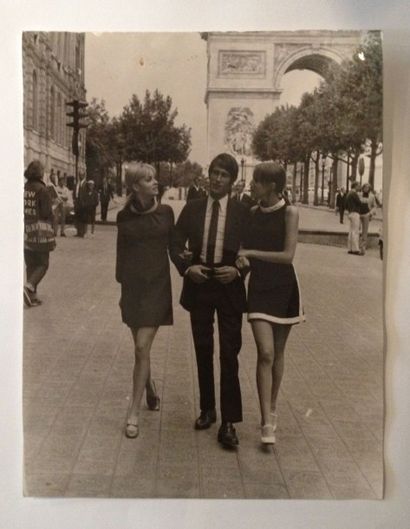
[186, 185, 207, 201]
[170, 197, 248, 313]
[235, 192, 256, 209]
[72, 180, 88, 209]
[99, 182, 114, 204]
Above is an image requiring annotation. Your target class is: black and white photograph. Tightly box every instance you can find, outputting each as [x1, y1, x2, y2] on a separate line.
[21, 29, 385, 500]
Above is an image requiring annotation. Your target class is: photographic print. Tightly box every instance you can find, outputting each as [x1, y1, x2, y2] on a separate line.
[22, 30, 383, 499]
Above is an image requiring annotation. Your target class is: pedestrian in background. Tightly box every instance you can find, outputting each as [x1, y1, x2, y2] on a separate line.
[99, 176, 114, 222]
[236, 162, 304, 445]
[335, 187, 347, 224]
[23, 160, 56, 307]
[116, 162, 175, 439]
[54, 175, 71, 237]
[73, 171, 88, 237]
[359, 182, 378, 255]
[85, 180, 99, 237]
[345, 181, 362, 255]
[186, 175, 207, 201]
[233, 180, 256, 209]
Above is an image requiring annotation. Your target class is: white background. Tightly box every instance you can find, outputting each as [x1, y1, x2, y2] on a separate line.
[1, 1, 410, 528]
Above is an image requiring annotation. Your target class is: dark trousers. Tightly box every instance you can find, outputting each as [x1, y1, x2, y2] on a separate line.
[24, 250, 49, 291]
[101, 201, 109, 221]
[75, 207, 87, 237]
[339, 207, 345, 224]
[190, 280, 243, 423]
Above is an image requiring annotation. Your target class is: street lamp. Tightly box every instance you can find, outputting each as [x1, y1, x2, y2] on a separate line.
[240, 158, 245, 183]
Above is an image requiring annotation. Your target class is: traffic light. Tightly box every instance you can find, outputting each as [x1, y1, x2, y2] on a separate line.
[66, 100, 88, 156]
[66, 100, 88, 131]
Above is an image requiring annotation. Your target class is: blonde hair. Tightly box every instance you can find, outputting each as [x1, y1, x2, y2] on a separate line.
[125, 162, 156, 205]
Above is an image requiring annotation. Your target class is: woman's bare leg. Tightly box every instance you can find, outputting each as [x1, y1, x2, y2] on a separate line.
[128, 326, 158, 421]
[251, 320, 275, 426]
[270, 324, 291, 414]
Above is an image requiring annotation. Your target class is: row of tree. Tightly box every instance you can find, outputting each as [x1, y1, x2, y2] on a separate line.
[252, 32, 382, 207]
[86, 89, 201, 193]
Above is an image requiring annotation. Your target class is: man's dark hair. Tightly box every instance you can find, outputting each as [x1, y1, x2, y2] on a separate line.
[208, 153, 239, 183]
[253, 162, 286, 193]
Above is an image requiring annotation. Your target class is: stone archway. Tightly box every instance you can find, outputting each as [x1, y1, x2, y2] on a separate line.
[202, 31, 363, 169]
[274, 46, 346, 89]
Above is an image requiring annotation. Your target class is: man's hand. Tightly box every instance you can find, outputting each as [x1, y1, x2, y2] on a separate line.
[187, 265, 211, 283]
[213, 266, 239, 284]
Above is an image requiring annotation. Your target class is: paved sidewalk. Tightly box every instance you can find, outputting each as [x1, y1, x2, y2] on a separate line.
[23, 219, 383, 499]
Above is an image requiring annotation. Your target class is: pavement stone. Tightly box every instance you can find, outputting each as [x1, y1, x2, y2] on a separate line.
[23, 202, 384, 499]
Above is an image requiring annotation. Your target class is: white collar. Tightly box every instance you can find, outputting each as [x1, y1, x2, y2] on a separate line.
[208, 193, 228, 211]
[259, 198, 286, 213]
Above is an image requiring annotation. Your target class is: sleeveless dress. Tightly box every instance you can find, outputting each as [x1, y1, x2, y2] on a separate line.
[246, 199, 305, 325]
[116, 202, 174, 328]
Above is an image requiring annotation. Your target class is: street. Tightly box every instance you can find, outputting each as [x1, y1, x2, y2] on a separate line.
[23, 202, 384, 499]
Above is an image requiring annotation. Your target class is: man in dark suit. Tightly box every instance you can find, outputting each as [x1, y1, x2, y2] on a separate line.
[233, 179, 256, 209]
[99, 176, 114, 222]
[72, 171, 88, 237]
[186, 175, 207, 201]
[171, 153, 248, 449]
[335, 187, 346, 224]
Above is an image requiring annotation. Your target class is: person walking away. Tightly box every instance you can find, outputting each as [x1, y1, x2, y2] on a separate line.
[54, 175, 71, 236]
[116, 162, 175, 438]
[99, 176, 114, 222]
[186, 175, 207, 201]
[345, 181, 362, 255]
[358, 183, 378, 255]
[233, 180, 256, 209]
[236, 162, 305, 444]
[73, 171, 88, 237]
[171, 153, 249, 449]
[23, 160, 56, 307]
[84, 180, 99, 237]
[335, 187, 347, 224]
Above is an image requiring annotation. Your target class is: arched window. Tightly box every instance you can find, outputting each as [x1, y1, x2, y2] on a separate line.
[50, 87, 55, 139]
[32, 70, 38, 130]
[56, 93, 62, 144]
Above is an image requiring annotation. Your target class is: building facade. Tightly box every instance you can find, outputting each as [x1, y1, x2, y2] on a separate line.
[23, 31, 86, 185]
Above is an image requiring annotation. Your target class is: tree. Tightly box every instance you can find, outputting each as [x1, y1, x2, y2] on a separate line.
[173, 160, 203, 187]
[344, 32, 383, 187]
[85, 98, 113, 185]
[120, 90, 191, 170]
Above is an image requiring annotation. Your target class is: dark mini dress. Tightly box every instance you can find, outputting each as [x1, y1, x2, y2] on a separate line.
[116, 201, 174, 328]
[246, 199, 305, 325]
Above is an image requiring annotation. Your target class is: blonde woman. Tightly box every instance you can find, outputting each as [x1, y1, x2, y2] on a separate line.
[116, 162, 175, 438]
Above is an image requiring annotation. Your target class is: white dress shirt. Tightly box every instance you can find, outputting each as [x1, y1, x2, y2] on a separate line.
[200, 194, 228, 264]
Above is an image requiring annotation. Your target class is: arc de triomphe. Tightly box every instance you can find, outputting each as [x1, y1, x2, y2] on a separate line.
[202, 30, 363, 179]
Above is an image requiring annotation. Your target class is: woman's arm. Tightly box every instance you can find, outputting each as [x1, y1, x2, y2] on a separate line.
[115, 216, 126, 283]
[238, 206, 299, 265]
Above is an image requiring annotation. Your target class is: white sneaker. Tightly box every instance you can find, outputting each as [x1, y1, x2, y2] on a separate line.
[261, 424, 276, 444]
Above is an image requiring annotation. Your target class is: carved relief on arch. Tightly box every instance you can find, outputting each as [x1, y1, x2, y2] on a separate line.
[218, 50, 266, 77]
[224, 107, 255, 157]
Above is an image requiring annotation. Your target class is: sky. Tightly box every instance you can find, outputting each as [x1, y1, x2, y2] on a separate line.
[85, 32, 321, 166]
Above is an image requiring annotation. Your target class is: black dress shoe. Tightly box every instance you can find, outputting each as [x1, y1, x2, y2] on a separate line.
[217, 422, 239, 448]
[194, 409, 217, 430]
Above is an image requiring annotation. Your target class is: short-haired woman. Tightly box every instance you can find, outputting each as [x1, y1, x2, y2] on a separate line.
[236, 162, 305, 445]
[116, 162, 175, 438]
[24, 160, 56, 307]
